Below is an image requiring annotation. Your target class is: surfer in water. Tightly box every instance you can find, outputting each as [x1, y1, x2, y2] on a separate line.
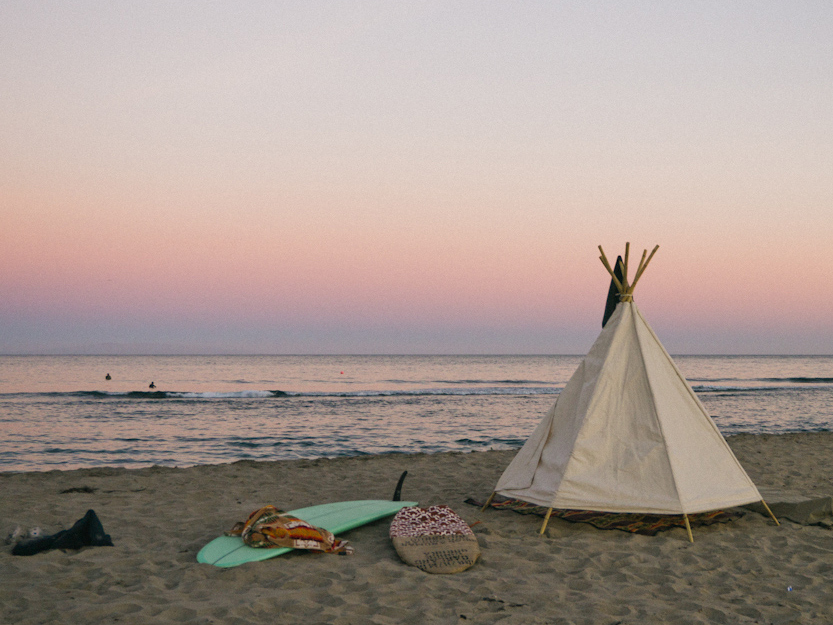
[149, 382, 156, 389]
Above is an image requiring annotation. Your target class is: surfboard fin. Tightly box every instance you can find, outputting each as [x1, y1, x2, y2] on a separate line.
[392, 471, 408, 501]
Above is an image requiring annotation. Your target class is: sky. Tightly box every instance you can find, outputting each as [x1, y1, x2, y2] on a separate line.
[2, 1, 832, 355]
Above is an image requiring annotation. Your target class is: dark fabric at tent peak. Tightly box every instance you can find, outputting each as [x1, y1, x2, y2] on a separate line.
[602, 255, 625, 328]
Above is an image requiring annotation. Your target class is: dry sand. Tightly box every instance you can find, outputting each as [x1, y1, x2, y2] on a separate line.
[2, 432, 833, 625]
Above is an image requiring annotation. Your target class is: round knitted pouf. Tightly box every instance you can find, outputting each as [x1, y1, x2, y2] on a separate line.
[389, 505, 480, 574]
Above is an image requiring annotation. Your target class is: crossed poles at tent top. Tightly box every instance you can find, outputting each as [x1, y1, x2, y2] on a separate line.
[598, 243, 660, 302]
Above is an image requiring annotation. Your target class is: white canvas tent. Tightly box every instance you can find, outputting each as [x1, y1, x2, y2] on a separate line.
[484, 244, 778, 540]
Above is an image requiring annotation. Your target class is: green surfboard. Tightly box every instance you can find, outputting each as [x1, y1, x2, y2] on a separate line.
[197, 499, 418, 567]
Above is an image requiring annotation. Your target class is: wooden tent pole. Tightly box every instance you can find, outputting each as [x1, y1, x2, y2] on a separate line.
[760, 500, 780, 526]
[598, 247, 624, 294]
[633, 249, 648, 284]
[480, 491, 496, 513]
[622, 242, 630, 293]
[630, 245, 660, 291]
[683, 514, 694, 543]
[539, 508, 554, 534]
[598, 245, 611, 268]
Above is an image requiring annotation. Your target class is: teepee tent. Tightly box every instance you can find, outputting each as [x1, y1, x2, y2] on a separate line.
[484, 244, 777, 540]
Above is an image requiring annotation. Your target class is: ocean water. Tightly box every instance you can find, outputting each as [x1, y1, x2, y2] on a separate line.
[1, 355, 831, 472]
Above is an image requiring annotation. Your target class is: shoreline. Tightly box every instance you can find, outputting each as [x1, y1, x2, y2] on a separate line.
[2, 432, 833, 624]
[4, 429, 831, 477]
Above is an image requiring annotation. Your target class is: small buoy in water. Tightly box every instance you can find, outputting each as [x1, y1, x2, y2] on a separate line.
[105, 373, 111, 380]
[149, 381, 156, 389]
[340, 371, 344, 375]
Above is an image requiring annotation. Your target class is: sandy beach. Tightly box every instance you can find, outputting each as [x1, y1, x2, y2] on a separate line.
[2, 432, 832, 625]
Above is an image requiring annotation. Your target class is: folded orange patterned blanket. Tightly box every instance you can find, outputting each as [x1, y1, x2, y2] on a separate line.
[225, 505, 353, 554]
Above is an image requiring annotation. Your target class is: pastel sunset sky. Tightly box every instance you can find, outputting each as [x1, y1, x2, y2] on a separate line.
[2, 2, 831, 355]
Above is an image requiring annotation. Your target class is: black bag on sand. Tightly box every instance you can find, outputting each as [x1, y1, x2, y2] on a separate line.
[12, 509, 113, 556]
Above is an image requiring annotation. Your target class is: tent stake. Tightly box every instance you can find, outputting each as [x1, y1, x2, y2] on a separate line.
[683, 514, 694, 542]
[760, 499, 780, 526]
[539, 508, 554, 535]
[480, 491, 496, 513]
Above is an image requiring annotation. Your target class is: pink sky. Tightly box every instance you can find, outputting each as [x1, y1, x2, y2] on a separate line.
[2, 2, 832, 354]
